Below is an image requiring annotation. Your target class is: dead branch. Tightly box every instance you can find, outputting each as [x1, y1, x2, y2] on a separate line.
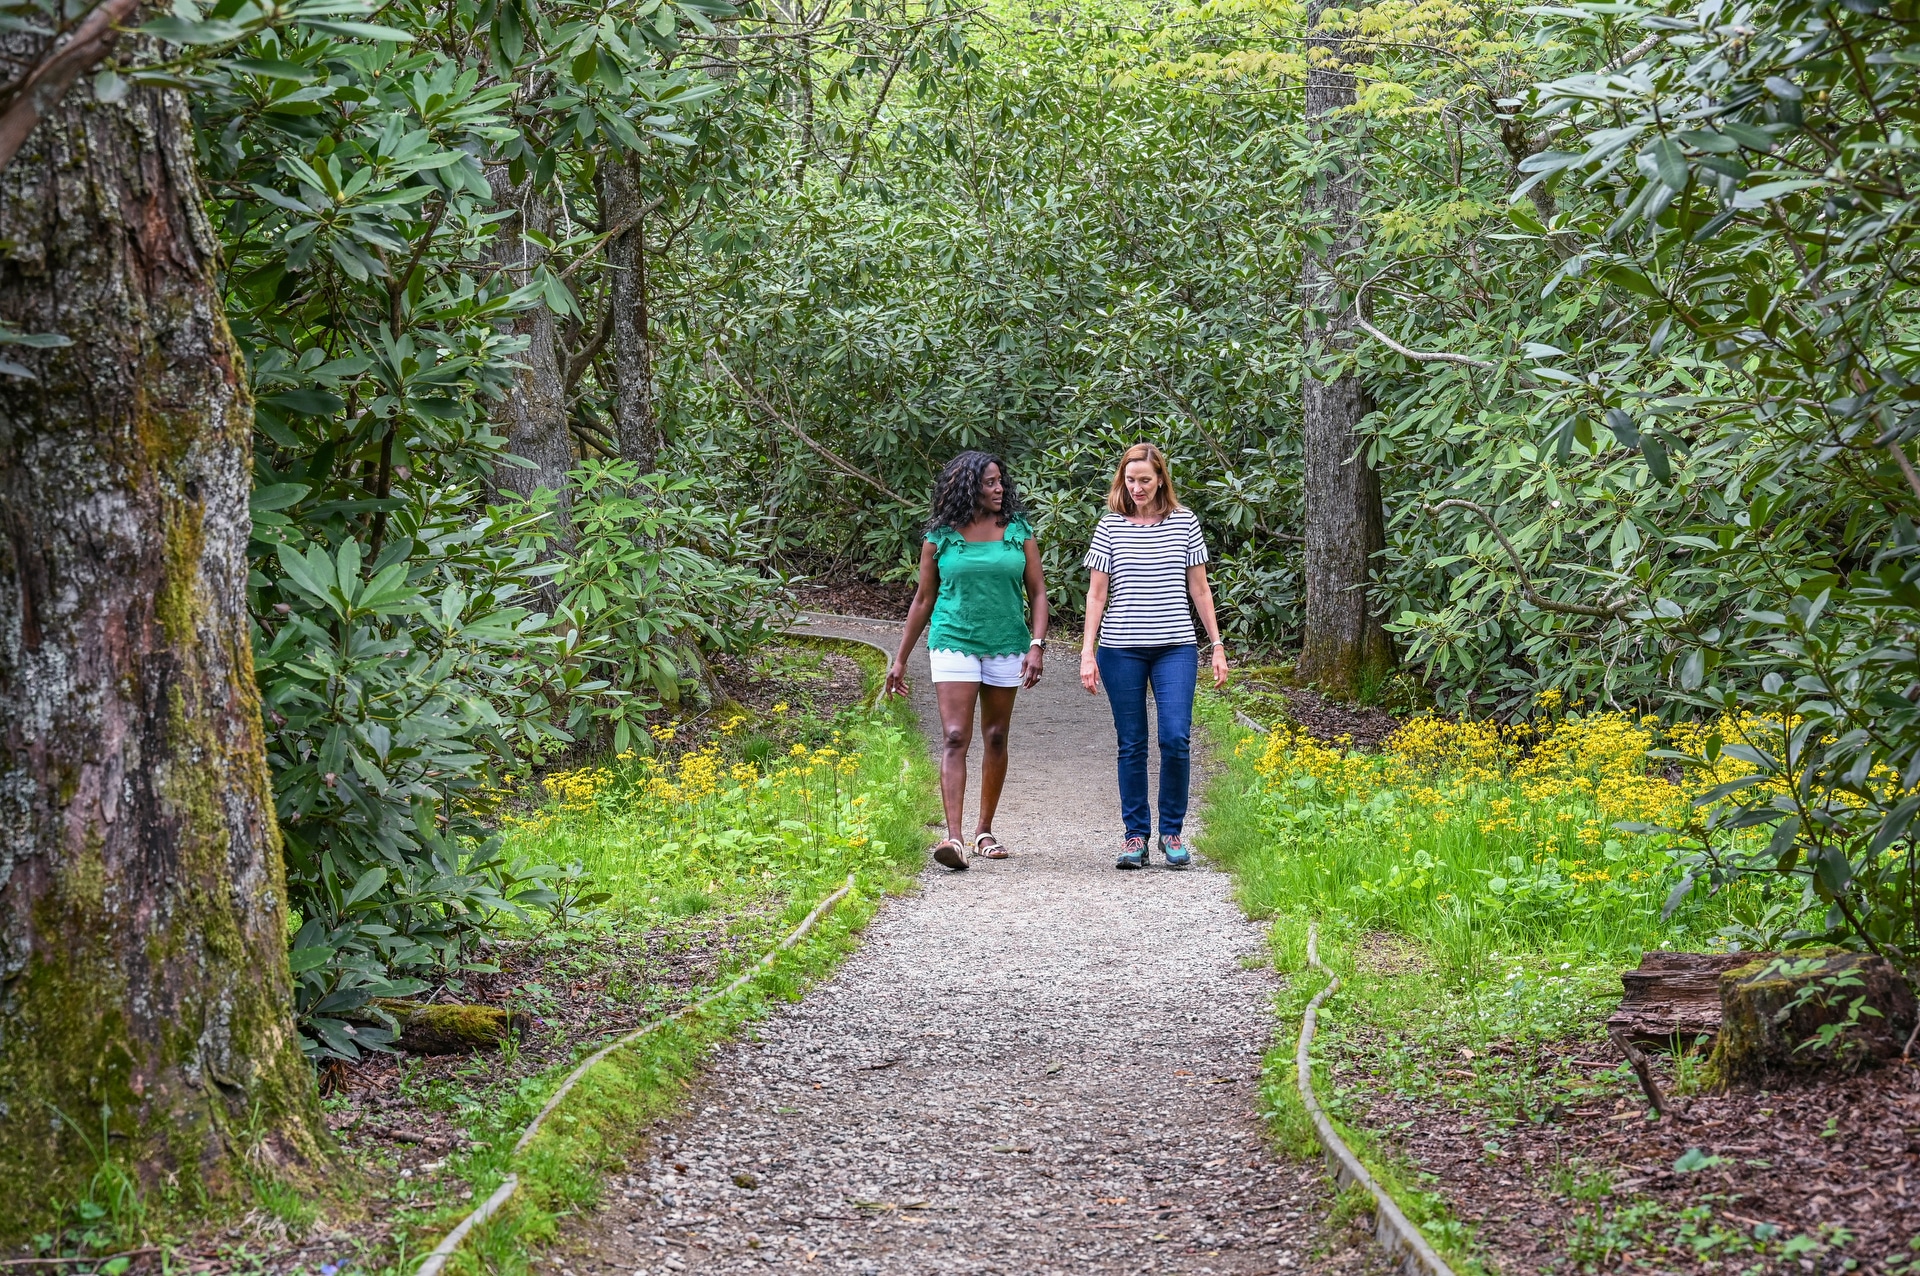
[1424, 498, 1632, 619]
[1352, 315, 1496, 368]
[0, 0, 144, 174]
[556, 196, 667, 283]
[1610, 1028, 1687, 1120]
[1604, 34, 1661, 74]
[709, 350, 911, 506]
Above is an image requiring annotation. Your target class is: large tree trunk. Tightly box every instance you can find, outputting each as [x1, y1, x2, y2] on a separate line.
[1296, 2, 1395, 696]
[0, 81, 323, 1235]
[488, 172, 575, 537]
[601, 158, 659, 470]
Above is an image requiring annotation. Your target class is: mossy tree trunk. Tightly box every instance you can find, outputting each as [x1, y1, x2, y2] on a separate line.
[487, 170, 576, 538]
[1296, 0, 1395, 697]
[0, 79, 324, 1236]
[601, 156, 659, 472]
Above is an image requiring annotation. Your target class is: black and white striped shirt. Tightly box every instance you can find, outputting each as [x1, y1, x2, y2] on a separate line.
[1082, 508, 1210, 648]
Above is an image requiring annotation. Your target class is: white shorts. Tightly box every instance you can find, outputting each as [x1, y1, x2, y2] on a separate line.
[928, 648, 1025, 687]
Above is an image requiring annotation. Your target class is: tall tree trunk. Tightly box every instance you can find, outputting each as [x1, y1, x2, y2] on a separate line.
[1297, 1, 1394, 696]
[600, 158, 658, 470]
[488, 172, 575, 538]
[0, 80, 323, 1234]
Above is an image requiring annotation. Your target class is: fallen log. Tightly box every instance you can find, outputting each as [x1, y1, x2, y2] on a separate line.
[1608, 951, 1767, 1049]
[377, 1001, 532, 1055]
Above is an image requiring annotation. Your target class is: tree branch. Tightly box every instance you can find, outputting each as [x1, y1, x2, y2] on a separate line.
[1424, 498, 1631, 619]
[1890, 439, 1920, 506]
[1604, 34, 1661, 74]
[563, 305, 613, 394]
[838, 46, 908, 182]
[389, 197, 448, 334]
[709, 350, 911, 506]
[0, 0, 144, 174]
[1352, 314, 1495, 368]
[556, 195, 667, 283]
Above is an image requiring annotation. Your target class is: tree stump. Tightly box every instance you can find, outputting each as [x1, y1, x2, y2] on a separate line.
[1708, 949, 1916, 1089]
[379, 1003, 531, 1055]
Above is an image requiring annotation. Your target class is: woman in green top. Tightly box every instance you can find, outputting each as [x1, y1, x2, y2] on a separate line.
[885, 451, 1049, 871]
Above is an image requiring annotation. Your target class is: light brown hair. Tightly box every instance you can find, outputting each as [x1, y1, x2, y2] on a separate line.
[1106, 442, 1181, 518]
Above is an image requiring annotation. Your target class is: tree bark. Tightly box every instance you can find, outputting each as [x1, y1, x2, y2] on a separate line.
[0, 79, 323, 1235]
[1296, 0, 1395, 696]
[488, 171, 575, 538]
[600, 158, 659, 471]
[1710, 950, 1918, 1089]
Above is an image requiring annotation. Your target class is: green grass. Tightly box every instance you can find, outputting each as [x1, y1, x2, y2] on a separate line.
[325, 638, 935, 1276]
[1194, 694, 1757, 1274]
[1197, 696, 1751, 983]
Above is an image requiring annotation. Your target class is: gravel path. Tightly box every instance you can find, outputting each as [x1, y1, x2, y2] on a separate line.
[556, 617, 1387, 1275]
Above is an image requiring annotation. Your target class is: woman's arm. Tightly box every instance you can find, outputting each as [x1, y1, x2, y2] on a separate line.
[886, 541, 940, 697]
[1079, 571, 1110, 694]
[1020, 539, 1049, 688]
[1187, 563, 1229, 689]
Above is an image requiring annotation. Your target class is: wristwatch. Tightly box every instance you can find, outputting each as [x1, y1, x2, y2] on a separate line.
[1030, 637, 1045, 647]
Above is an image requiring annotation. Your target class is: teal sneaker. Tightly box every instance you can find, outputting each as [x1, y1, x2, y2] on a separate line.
[1160, 835, 1191, 869]
[1116, 836, 1148, 870]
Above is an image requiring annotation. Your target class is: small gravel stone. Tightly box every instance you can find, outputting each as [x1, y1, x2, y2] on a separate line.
[560, 618, 1390, 1274]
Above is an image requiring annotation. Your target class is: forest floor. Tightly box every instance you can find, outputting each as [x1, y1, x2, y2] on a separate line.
[1201, 693, 1920, 1274]
[124, 641, 906, 1275]
[792, 577, 915, 620]
[547, 613, 1391, 1275]
[1342, 1022, 1920, 1272]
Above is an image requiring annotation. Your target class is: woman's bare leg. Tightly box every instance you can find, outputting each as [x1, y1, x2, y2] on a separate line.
[935, 681, 980, 842]
[974, 684, 1017, 839]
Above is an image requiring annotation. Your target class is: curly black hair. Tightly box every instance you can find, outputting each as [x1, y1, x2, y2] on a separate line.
[927, 450, 1024, 532]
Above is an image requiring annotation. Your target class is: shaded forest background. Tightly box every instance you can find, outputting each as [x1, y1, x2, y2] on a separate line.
[0, 0, 1915, 1236]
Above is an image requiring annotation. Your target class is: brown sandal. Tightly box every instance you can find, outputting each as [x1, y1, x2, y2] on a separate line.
[972, 833, 1010, 859]
[931, 838, 969, 871]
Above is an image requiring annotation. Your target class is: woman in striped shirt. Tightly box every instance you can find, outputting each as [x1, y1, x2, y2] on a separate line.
[1079, 443, 1229, 870]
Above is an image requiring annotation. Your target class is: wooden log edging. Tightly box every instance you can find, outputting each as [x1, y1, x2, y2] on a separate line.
[1300, 924, 1457, 1276]
[414, 874, 859, 1276]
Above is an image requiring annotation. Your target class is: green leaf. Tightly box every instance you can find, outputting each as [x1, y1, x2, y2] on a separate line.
[139, 15, 246, 43]
[1641, 432, 1671, 482]
[1720, 122, 1777, 152]
[1731, 178, 1822, 209]
[344, 866, 388, 908]
[228, 56, 321, 81]
[288, 945, 334, 974]
[252, 483, 311, 513]
[301, 18, 416, 40]
[1648, 137, 1689, 192]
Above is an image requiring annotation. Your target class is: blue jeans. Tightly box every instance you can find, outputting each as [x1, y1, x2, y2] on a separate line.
[1096, 644, 1198, 842]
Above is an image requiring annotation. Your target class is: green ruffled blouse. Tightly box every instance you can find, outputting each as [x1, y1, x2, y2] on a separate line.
[926, 518, 1035, 657]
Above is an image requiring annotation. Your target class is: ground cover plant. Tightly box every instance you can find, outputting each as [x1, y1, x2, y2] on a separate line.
[1201, 695, 1920, 1272]
[27, 640, 934, 1275]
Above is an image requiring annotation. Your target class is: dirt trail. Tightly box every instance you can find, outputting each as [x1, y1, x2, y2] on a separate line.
[557, 617, 1385, 1275]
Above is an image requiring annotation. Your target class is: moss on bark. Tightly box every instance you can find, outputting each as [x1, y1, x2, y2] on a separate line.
[1706, 948, 1917, 1090]
[0, 79, 327, 1240]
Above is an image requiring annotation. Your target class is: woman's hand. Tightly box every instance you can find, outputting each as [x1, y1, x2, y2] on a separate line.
[1080, 649, 1100, 694]
[884, 659, 909, 698]
[1210, 644, 1230, 690]
[1022, 645, 1044, 689]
